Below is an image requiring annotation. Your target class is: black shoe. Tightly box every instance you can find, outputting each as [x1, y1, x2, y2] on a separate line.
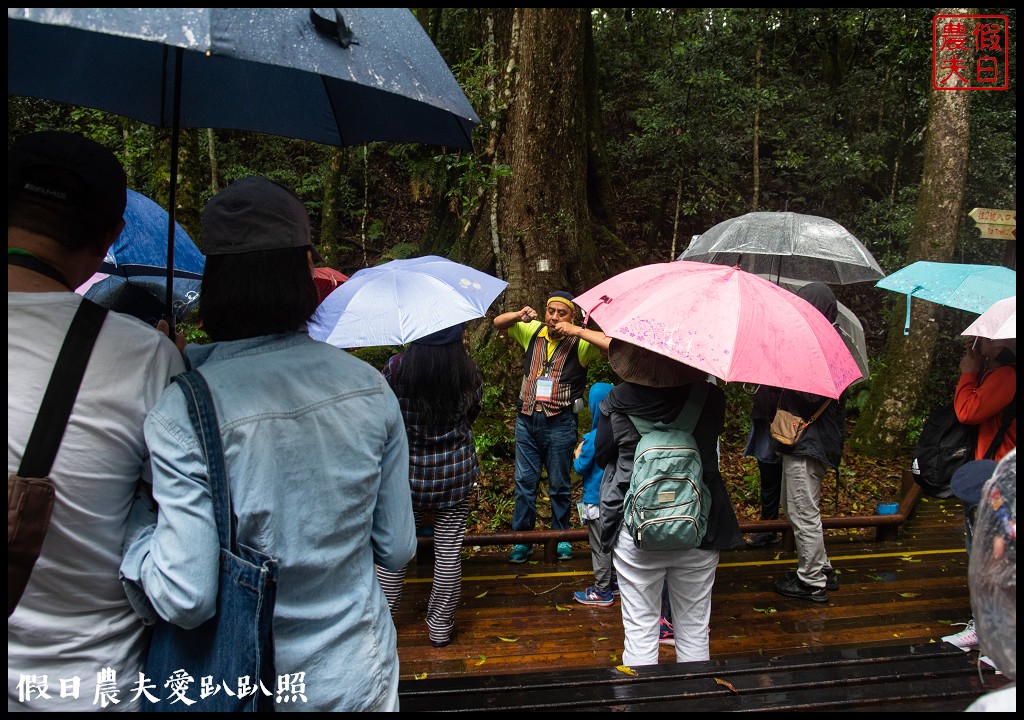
[774, 574, 828, 603]
[745, 531, 780, 548]
[787, 567, 839, 592]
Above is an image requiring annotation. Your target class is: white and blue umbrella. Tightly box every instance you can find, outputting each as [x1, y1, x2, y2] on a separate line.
[309, 256, 507, 348]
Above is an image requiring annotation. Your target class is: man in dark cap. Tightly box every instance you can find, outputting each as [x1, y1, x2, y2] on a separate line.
[493, 291, 610, 563]
[8, 131, 186, 710]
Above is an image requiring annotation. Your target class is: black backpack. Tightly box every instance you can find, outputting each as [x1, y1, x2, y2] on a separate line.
[911, 407, 975, 498]
[911, 400, 1014, 499]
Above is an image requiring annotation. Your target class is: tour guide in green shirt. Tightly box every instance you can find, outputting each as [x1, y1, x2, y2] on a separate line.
[494, 291, 610, 563]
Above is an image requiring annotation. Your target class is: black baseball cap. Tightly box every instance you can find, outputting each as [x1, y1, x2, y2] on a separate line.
[202, 176, 323, 262]
[8, 131, 127, 227]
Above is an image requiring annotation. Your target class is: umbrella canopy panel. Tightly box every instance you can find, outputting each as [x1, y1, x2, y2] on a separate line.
[102, 189, 205, 280]
[758, 275, 870, 381]
[8, 8, 480, 150]
[875, 261, 1016, 334]
[962, 295, 1016, 340]
[680, 211, 884, 285]
[575, 261, 861, 399]
[309, 256, 507, 348]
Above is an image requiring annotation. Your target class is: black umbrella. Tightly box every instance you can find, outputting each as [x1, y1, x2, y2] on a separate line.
[8, 8, 481, 329]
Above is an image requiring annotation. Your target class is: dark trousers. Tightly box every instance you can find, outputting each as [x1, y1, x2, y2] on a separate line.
[759, 460, 783, 520]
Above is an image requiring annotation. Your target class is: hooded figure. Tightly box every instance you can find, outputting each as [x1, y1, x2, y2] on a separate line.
[770, 281, 845, 603]
[575, 382, 614, 507]
[571, 382, 619, 607]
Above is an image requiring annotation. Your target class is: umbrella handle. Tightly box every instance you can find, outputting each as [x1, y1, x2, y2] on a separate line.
[903, 295, 911, 336]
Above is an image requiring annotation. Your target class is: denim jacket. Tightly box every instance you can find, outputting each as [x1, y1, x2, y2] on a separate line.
[122, 332, 415, 711]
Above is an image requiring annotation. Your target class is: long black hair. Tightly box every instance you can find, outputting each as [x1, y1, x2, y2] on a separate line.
[198, 247, 318, 341]
[391, 339, 483, 426]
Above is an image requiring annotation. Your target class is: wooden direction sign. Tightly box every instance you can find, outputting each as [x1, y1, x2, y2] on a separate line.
[974, 223, 1016, 240]
[968, 207, 1015, 241]
[968, 207, 1015, 224]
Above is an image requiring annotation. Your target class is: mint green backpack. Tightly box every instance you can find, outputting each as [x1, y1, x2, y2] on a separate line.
[623, 382, 710, 551]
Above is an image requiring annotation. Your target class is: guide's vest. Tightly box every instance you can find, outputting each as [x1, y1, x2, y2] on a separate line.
[518, 325, 587, 416]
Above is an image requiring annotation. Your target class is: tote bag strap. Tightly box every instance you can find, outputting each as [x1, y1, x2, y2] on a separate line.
[172, 370, 237, 555]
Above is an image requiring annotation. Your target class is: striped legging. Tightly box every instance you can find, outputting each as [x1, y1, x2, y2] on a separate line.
[376, 498, 470, 645]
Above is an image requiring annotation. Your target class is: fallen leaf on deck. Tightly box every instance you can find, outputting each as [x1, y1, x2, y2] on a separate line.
[414, 673, 427, 680]
[475, 655, 486, 666]
[899, 592, 921, 598]
[900, 556, 921, 563]
[475, 590, 488, 598]
[597, 637, 608, 641]
[616, 665, 638, 676]
[497, 636, 519, 642]
[753, 607, 777, 614]
[555, 604, 572, 611]
[714, 677, 738, 693]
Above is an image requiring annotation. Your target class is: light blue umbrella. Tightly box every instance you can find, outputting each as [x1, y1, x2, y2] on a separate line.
[309, 256, 507, 348]
[875, 261, 1016, 335]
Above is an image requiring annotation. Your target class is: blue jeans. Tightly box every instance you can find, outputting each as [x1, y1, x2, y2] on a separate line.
[512, 410, 577, 531]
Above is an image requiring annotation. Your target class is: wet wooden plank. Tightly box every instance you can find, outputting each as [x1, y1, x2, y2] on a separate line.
[394, 495, 987, 708]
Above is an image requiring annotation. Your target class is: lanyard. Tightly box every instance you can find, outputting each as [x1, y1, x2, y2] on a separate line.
[8, 249, 73, 290]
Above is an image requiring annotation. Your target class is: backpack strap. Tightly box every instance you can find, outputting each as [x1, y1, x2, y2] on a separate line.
[629, 381, 709, 435]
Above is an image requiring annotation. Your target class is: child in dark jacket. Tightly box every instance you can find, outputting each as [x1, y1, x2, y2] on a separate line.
[573, 382, 617, 606]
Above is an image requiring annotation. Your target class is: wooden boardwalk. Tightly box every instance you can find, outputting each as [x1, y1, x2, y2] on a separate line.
[393, 494, 1000, 694]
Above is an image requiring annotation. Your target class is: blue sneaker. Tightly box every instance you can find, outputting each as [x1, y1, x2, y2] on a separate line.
[557, 541, 573, 560]
[508, 544, 533, 564]
[573, 585, 614, 607]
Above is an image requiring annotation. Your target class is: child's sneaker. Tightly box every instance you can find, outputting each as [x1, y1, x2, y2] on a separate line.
[659, 616, 674, 644]
[508, 544, 533, 564]
[573, 585, 614, 607]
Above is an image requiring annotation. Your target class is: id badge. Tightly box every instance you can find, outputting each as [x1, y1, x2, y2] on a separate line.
[536, 376, 554, 401]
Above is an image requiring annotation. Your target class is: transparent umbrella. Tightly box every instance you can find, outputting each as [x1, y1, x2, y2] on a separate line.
[680, 211, 884, 285]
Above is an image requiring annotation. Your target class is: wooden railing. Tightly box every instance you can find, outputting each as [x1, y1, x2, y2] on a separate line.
[420, 471, 922, 563]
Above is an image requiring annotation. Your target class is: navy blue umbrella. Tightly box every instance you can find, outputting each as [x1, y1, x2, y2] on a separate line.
[8, 8, 480, 328]
[82, 190, 205, 325]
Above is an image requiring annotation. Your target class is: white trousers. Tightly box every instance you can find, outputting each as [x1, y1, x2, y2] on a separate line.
[613, 527, 719, 666]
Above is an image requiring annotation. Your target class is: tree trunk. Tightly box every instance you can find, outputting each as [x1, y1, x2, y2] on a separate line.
[319, 147, 346, 268]
[751, 10, 765, 211]
[849, 9, 975, 459]
[480, 8, 597, 312]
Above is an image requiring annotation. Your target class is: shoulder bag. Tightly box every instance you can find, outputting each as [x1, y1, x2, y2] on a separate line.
[8, 299, 107, 616]
[770, 396, 831, 447]
[144, 370, 278, 712]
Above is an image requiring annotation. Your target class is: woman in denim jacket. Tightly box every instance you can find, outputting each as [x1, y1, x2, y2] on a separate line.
[122, 177, 416, 711]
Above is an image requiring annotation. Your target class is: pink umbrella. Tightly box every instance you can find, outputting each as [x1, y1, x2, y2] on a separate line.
[962, 295, 1015, 340]
[575, 261, 862, 399]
